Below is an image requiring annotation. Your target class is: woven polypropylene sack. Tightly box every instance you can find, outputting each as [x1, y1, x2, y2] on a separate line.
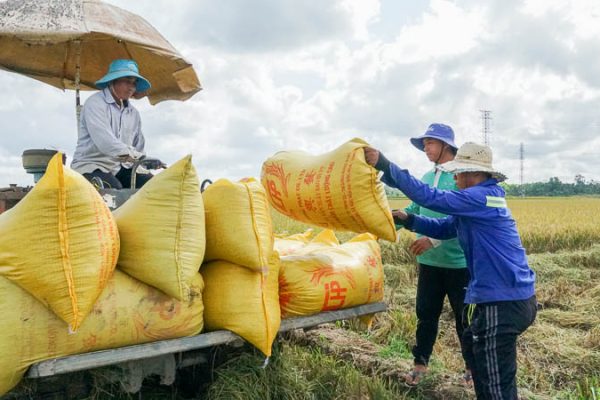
[201, 254, 280, 356]
[261, 138, 397, 242]
[0, 153, 119, 331]
[0, 270, 204, 397]
[279, 231, 384, 318]
[293, 228, 339, 254]
[274, 229, 313, 256]
[113, 155, 205, 300]
[203, 178, 273, 271]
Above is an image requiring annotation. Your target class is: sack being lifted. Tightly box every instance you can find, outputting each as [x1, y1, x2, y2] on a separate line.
[261, 138, 397, 242]
[0, 153, 119, 332]
[279, 230, 384, 318]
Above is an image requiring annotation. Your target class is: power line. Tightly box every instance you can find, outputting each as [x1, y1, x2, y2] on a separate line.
[480, 110, 492, 145]
[520, 142, 524, 186]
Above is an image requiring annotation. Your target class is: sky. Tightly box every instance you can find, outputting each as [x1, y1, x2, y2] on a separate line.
[1, 0, 600, 187]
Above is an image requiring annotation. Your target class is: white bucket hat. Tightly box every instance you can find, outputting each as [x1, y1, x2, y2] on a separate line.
[439, 142, 507, 182]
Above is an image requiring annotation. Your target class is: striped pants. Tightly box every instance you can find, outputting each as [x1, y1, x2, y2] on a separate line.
[462, 296, 537, 400]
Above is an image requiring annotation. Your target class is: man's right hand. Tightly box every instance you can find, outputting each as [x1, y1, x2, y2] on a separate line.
[409, 237, 434, 256]
[118, 150, 144, 163]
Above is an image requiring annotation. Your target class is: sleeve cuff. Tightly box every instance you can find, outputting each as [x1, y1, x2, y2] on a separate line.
[393, 212, 415, 230]
[374, 152, 391, 174]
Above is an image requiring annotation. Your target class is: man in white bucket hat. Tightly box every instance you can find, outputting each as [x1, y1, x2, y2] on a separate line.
[364, 142, 536, 399]
[71, 59, 156, 189]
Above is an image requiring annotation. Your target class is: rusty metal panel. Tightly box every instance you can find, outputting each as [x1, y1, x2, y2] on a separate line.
[0, 186, 31, 214]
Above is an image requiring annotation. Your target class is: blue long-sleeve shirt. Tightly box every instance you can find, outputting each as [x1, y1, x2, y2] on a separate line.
[381, 160, 535, 304]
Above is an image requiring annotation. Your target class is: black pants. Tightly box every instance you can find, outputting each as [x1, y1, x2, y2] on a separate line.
[83, 167, 152, 189]
[462, 296, 537, 400]
[412, 264, 470, 367]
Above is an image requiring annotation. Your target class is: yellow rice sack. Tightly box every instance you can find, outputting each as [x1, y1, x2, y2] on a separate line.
[0, 270, 204, 397]
[279, 231, 384, 318]
[261, 138, 397, 242]
[201, 254, 280, 357]
[274, 229, 313, 256]
[113, 155, 205, 300]
[294, 228, 339, 253]
[203, 178, 273, 271]
[0, 153, 119, 331]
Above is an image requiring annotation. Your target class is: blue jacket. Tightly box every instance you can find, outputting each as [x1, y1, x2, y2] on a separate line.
[379, 159, 535, 304]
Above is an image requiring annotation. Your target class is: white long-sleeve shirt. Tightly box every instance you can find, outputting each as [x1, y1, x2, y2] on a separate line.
[71, 88, 145, 175]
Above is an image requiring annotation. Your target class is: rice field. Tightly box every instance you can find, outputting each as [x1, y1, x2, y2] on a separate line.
[389, 196, 600, 253]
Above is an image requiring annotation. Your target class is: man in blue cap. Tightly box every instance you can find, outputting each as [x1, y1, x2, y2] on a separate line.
[401, 123, 471, 386]
[71, 59, 156, 189]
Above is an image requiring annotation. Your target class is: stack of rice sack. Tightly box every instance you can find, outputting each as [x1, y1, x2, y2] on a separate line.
[201, 178, 280, 357]
[277, 229, 384, 319]
[0, 154, 206, 397]
[261, 138, 397, 242]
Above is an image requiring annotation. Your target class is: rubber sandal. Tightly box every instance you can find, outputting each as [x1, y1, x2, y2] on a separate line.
[404, 369, 426, 386]
[461, 371, 473, 387]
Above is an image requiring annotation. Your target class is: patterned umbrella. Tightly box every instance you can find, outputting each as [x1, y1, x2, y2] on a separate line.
[0, 0, 201, 110]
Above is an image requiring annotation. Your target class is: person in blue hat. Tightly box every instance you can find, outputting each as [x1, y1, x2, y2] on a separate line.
[401, 123, 472, 386]
[71, 59, 158, 189]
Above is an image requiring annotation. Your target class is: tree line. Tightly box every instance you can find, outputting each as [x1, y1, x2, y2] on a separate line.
[385, 175, 600, 197]
[502, 175, 600, 196]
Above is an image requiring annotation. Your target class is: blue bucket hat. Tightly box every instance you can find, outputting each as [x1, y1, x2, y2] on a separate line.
[95, 59, 151, 93]
[410, 123, 458, 151]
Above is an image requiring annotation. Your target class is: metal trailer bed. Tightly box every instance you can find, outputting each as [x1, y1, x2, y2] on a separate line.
[27, 302, 387, 380]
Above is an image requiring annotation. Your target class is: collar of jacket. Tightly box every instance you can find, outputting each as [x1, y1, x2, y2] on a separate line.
[101, 87, 131, 110]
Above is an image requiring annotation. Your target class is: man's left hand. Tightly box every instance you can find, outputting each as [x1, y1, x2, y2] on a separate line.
[364, 147, 380, 166]
[142, 159, 167, 170]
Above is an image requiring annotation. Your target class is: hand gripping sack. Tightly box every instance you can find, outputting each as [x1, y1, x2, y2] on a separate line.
[113, 155, 205, 300]
[0, 270, 204, 397]
[201, 253, 280, 357]
[203, 178, 273, 271]
[279, 231, 384, 318]
[261, 138, 397, 242]
[0, 153, 119, 331]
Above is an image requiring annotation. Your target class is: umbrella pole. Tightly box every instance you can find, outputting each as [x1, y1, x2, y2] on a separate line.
[74, 40, 81, 135]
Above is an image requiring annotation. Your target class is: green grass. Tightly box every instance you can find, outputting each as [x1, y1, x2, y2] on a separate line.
[205, 344, 403, 400]
[378, 335, 412, 359]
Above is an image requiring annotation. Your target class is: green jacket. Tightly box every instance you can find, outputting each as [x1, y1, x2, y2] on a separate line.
[404, 168, 467, 268]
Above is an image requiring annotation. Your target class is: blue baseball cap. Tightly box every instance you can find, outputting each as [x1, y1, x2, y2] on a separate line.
[410, 123, 458, 151]
[95, 59, 151, 93]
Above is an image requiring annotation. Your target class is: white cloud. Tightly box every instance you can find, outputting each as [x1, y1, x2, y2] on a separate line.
[382, 0, 486, 64]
